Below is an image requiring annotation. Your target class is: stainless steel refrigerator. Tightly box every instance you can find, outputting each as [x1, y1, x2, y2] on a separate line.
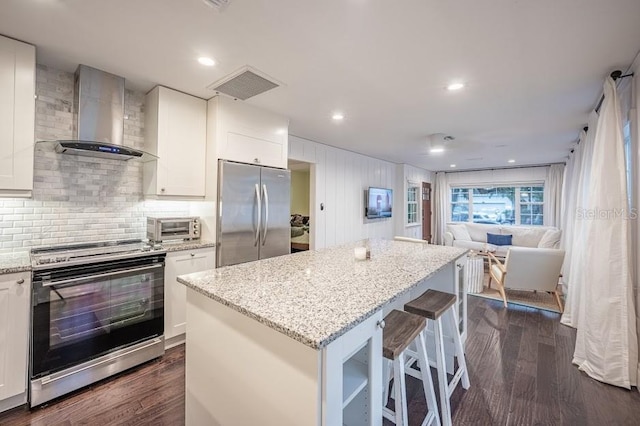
[216, 160, 291, 267]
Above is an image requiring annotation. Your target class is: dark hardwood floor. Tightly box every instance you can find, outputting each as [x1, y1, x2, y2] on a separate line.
[2, 296, 640, 425]
[0, 345, 185, 426]
[391, 295, 640, 426]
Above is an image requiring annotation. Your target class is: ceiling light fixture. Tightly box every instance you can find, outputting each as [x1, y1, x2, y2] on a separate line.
[332, 113, 344, 121]
[198, 57, 216, 66]
[427, 133, 454, 154]
[508, 159, 515, 163]
[447, 82, 465, 91]
[202, 0, 232, 11]
[450, 164, 456, 168]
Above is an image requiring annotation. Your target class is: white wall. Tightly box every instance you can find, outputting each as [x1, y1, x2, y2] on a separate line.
[288, 135, 396, 249]
[290, 169, 310, 216]
[394, 164, 433, 239]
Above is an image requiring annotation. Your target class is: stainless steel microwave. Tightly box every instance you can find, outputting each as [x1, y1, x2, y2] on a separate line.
[147, 216, 200, 242]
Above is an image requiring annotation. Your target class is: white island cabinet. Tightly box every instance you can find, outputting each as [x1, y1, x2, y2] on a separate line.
[163, 247, 215, 349]
[178, 239, 467, 425]
[0, 272, 30, 412]
[0, 35, 35, 197]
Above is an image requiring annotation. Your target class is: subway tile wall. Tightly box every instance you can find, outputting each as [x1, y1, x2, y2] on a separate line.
[0, 65, 192, 253]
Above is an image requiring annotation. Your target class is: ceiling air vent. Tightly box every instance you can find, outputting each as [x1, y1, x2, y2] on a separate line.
[207, 66, 281, 100]
[202, 0, 231, 11]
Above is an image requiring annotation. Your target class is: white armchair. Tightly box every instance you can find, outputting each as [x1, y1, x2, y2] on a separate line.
[488, 247, 565, 312]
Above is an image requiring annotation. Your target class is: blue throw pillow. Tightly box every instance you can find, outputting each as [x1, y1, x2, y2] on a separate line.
[487, 233, 512, 246]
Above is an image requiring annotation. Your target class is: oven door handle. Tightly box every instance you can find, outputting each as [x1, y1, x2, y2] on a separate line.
[41, 264, 164, 288]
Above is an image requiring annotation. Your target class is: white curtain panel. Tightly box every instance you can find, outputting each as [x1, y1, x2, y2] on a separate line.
[562, 112, 598, 327]
[571, 77, 638, 389]
[558, 136, 581, 294]
[544, 163, 564, 227]
[433, 172, 448, 245]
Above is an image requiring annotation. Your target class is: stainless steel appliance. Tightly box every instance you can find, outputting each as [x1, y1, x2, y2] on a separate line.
[36, 65, 155, 161]
[29, 240, 166, 407]
[147, 216, 200, 243]
[217, 160, 291, 267]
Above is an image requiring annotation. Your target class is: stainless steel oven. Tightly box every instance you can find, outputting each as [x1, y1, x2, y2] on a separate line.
[30, 241, 166, 407]
[147, 216, 200, 242]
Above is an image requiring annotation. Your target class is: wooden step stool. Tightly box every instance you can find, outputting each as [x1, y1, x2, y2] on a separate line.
[382, 309, 440, 426]
[405, 290, 470, 426]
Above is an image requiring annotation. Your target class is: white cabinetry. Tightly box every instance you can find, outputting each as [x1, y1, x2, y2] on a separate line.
[0, 272, 30, 412]
[164, 248, 215, 348]
[144, 86, 207, 198]
[207, 95, 288, 169]
[455, 256, 467, 343]
[0, 36, 35, 197]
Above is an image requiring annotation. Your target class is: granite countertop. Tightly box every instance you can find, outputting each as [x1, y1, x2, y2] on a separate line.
[161, 240, 216, 253]
[178, 239, 467, 349]
[0, 251, 32, 274]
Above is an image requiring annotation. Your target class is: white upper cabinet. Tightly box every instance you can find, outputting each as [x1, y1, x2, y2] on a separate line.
[207, 96, 288, 169]
[0, 36, 35, 197]
[144, 86, 207, 198]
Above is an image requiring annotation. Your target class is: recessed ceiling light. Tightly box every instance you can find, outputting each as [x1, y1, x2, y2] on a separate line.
[202, 0, 231, 10]
[275, 128, 286, 135]
[332, 113, 344, 121]
[508, 159, 516, 163]
[430, 148, 445, 153]
[450, 164, 456, 168]
[447, 82, 465, 91]
[198, 57, 216, 66]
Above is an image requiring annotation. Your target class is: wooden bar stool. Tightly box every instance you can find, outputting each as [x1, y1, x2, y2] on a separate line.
[405, 290, 470, 426]
[382, 309, 440, 426]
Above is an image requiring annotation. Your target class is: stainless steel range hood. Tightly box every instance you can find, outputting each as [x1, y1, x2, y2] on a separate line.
[45, 65, 154, 161]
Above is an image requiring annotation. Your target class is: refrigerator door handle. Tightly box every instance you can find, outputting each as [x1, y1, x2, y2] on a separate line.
[255, 183, 262, 247]
[262, 183, 269, 245]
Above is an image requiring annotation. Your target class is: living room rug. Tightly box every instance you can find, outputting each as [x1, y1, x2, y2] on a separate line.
[469, 274, 563, 313]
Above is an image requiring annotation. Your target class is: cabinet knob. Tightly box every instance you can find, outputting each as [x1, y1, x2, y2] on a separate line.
[457, 264, 463, 269]
[377, 320, 385, 329]
[254, 158, 260, 164]
[161, 188, 166, 192]
[16, 278, 25, 285]
[190, 253, 195, 257]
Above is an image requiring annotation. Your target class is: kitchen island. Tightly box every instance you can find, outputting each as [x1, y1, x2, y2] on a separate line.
[178, 239, 467, 426]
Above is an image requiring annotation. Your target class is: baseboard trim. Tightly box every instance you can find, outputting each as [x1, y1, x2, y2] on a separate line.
[0, 391, 27, 414]
[165, 333, 186, 350]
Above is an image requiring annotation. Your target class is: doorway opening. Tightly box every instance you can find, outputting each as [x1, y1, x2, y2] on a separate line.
[422, 182, 432, 242]
[288, 159, 312, 252]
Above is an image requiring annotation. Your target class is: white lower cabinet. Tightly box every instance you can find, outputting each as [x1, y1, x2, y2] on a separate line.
[164, 248, 215, 348]
[0, 272, 30, 412]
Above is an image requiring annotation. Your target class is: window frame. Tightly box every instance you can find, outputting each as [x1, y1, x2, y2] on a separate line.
[406, 181, 421, 226]
[448, 183, 545, 226]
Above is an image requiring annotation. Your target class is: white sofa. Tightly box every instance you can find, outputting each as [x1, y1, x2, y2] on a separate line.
[444, 222, 561, 256]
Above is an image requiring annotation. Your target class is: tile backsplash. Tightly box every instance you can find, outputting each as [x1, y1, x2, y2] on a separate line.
[0, 64, 197, 253]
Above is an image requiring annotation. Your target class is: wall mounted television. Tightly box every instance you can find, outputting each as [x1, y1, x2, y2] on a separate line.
[366, 187, 393, 219]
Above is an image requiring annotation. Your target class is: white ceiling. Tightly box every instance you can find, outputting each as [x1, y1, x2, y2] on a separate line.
[2, 0, 639, 171]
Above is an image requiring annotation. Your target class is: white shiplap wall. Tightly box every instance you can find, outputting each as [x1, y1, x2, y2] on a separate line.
[288, 135, 397, 249]
[394, 164, 433, 239]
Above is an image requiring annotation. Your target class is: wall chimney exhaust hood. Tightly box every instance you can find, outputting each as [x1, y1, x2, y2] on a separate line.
[39, 65, 155, 161]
